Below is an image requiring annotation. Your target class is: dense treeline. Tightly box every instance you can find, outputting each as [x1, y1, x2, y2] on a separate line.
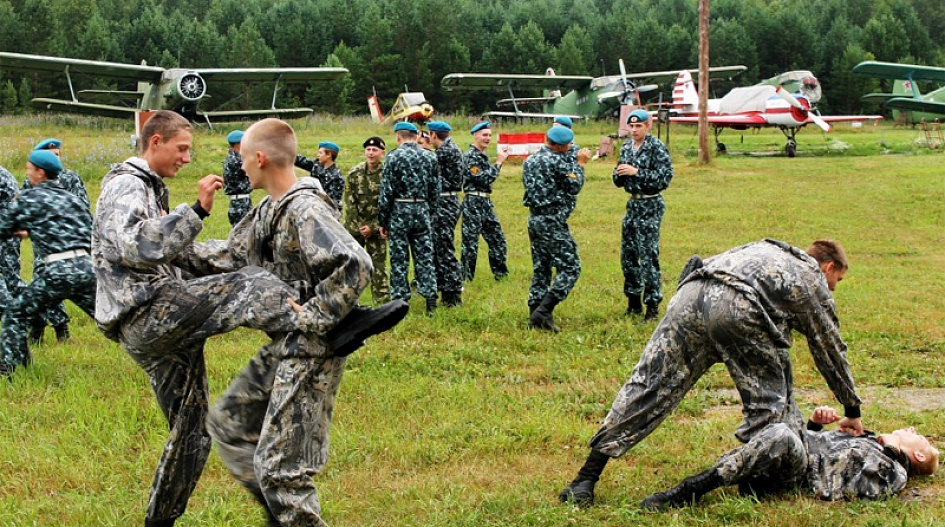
[0, 0, 943, 116]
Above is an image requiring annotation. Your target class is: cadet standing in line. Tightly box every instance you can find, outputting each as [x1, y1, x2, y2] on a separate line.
[560, 239, 864, 506]
[92, 110, 308, 527]
[461, 122, 509, 281]
[0, 151, 96, 377]
[378, 121, 441, 314]
[295, 141, 344, 211]
[206, 118, 406, 527]
[223, 130, 253, 226]
[522, 126, 590, 332]
[23, 138, 90, 343]
[614, 109, 673, 321]
[0, 164, 23, 317]
[343, 137, 390, 304]
[427, 120, 464, 307]
[641, 407, 938, 510]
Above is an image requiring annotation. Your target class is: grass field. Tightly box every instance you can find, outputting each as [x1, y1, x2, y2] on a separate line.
[0, 114, 943, 526]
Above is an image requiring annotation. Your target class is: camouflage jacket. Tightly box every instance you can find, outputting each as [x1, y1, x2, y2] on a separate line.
[612, 134, 673, 196]
[680, 239, 861, 410]
[463, 146, 502, 193]
[92, 157, 211, 338]
[0, 166, 17, 240]
[435, 137, 464, 192]
[378, 142, 440, 228]
[343, 161, 383, 240]
[804, 430, 908, 500]
[223, 149, 252, 196]
[522, 145, 584, 214]
[22, 168, 90, 210]
[197, 178, 371, 335]
[0, 179, 92, 261]
[295, 154, 344, 209]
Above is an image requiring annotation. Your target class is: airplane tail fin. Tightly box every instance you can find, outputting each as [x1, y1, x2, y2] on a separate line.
[894, 79, 920, 98]
[673, 70, 699, 110]
[368, 94, 383, 123]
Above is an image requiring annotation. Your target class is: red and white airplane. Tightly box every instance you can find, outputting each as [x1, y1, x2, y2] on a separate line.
[669, 70, 882, 157]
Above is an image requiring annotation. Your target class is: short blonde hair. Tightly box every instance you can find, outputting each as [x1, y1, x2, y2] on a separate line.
[913, 445, 939, 476]
[806, 239, 849, 271]
[139, 111, 192, 154]
[243, 118, 297, 168]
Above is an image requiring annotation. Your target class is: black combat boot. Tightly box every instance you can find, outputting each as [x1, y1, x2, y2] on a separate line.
[54, 323, 70, 342]
[528, 295, 560, 332]
[640, 468, 723, 510]
[27, 324, 44, 345]
[643, 301, 660, 321]
[325, 300, 409, 357]
[558, 450, 610, 506]
[626, 295, 642, 316]
[441, 291, 462, 307]
[426, 297, 438, 316]
[144, 518, 176, 527]
[528, 300, 540, 317]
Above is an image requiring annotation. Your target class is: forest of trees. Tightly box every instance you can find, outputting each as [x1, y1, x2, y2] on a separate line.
[0, 0, 943, 116]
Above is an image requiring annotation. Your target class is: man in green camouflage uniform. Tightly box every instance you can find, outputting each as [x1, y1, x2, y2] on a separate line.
[0, 151, 96, 377]
[224, 130, 253, 226]
[379, 122, 440, 313]
[343, 136, 390, 304]
[461, 122, 509, 281]
[641, 406, 936, 510]
[295, 140, 344, 211]
[92, 111, 306, 527]
[428, 121, 464, 307]
[560, 239, 864, 506]
[205, 119, 384, 527]
[0, 165, 23, 317]
[23, 139, 91, 343]
[522, 126, 590, 332]
[614, 109, 674, 321]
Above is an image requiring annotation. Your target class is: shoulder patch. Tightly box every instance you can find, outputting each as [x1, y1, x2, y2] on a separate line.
[567, 172, 577, 179]
[470, 166, 479, 175]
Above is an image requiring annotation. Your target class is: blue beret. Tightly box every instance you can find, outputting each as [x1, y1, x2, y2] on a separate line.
[318, 141, 340, 153]
[393, 122, 418, 133]
[471, 121, 491, 134]
[554, 115, 573, 128]
[627, 109, 650, 124]
[547, 126, 574, 145]
[28, 149, 63, 175]
[33, 138, 62, 151]
[427, 121, 452, 132]
[226, 130, 244, 144]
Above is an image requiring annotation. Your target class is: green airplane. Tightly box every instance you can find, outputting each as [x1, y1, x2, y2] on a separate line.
[853, 61, 945, 124]
[441, 60, 746, 120]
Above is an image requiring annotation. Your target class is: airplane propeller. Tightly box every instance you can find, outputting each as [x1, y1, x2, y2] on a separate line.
[774, 86, 830, 131]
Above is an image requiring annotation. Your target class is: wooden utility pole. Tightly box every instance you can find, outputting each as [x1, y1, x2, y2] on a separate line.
[698, 0, 711, 164]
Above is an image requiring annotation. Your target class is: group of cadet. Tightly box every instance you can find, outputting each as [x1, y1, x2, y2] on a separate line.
[0, 107, 939, 526]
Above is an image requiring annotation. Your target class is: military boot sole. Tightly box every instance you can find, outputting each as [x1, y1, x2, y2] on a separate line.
[326, 300, 410, 357]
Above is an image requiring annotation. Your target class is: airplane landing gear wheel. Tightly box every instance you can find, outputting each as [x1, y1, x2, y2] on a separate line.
[786, 142, 797, 158]
[716, 142, 727, 155]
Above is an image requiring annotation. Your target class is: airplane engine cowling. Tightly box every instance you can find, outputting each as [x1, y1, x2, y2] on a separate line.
[789, 97, 811, 123]
[177, 73, 206, 101]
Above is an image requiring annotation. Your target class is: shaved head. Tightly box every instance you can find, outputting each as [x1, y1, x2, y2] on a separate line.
[243, 118, 297, 168]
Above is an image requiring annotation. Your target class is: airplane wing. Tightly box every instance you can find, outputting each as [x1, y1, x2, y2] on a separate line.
[484, 110, 583, 121]
[441, 73, 593, 91]
[861, 92, 901, 103]
[625, 65, 748, 84]
[671, 115, 768, 127]
[0, 51, 163, 81]
[197, 108, 315, 120]
[194, 68, 348, 83]
[817, 114, 883, 123]
[852, 61, 945, 83]
[881, 97, 945, 114]
[495, 96, 558, 107]
[31, 98, 138, 118]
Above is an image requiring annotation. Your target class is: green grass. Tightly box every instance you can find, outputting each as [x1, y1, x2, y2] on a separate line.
[1, 114, 944, 526]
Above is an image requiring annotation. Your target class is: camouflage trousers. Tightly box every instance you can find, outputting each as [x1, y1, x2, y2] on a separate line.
[713, 422, 807, 492]
[30, 259, 71, 332]
[354, 234, 390, 304]
[116, 266, 301, 523]
[388, 202, 436, 301]
[0, 239, 25, 315]
[228, 196, 253, 227]
[207, 340, 345, 527]
[589, 279, 804, 458]
[527, 212, 581, 305]
[460, 195, 508, 281]
[621, 197, 665, 305]
[0, 256, 95, 368]
[433, 194, 463, 294]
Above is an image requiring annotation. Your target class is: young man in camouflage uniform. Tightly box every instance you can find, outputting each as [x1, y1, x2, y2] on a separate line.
[0, 150, 95, 377]
[560, 239, 864, 506]
[23, 138, 91, 343]
[614, 109, 673, 321]
[461, 122, 509, 281]
[205, 118, 404, 527]
[427, 121, 464, 307]
[295, 140, 344, 211]
[522, 127, 590, 332]
[223, 130, 253, 226]
[92, 111, 307, 527]
[641, 406, 938, 510]
[343, 137, 390, 304]
[378, 121, 441, 314]
[0, 164, 23, 317]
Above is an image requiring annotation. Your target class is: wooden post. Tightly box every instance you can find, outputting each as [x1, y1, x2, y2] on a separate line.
[698, 0, 711, 165]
